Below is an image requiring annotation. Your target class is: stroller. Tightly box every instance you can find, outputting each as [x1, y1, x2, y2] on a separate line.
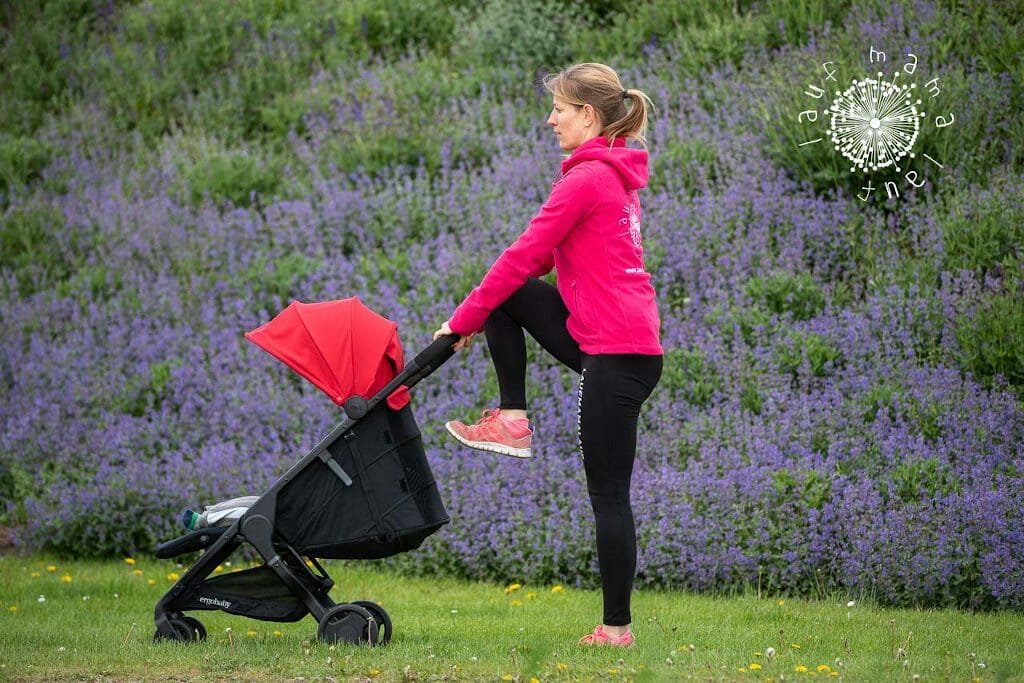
[153, 298, 454, 645]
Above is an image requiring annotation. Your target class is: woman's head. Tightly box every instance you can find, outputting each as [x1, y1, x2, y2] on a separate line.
[543, 62, 652, 151]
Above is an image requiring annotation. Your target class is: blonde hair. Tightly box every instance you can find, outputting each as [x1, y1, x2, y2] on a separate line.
[543, 62, 653, 146]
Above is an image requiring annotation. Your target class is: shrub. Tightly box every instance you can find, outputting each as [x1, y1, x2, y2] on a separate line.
[661, 348, 722, 407]
[0, 135, 53, 199]
[956, 285, 1024, 392]
[0, 204, 71, 295]
[746, 270, 825, 321]
[941, 175, 1024, 275]
[452, 0, 593, 72]
[776, 329, 843, 378]
[185, 152, 283, 207]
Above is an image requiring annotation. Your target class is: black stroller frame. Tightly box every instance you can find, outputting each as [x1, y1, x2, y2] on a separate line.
[153, 335, 457, 645]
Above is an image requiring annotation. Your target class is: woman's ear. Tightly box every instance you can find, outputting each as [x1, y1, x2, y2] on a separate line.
[582, 103, 597, 128]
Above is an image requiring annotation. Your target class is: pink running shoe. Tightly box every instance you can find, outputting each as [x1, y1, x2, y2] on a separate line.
[578, 625, 634, 647]
[445, 409, 532, 458]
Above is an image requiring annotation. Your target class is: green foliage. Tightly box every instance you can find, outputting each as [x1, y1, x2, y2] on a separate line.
[859, 380, 904, 423]
[185, 152, 283, 207]
[955, 279, 1024, 392]
[776, 329, 843, 378]
[746, 270, 825, 321]
[0, 135, 53, 200]
[661, 348, 722, 407]
[234, 253, 321, 314]
[882, 457, 961, 504]
[941, 176, 1024, 275]
[452, 0, 593, 71]
[574, 0, 851, 73]
[650, 140, 722, 195]
[0, 204, 71, 296]
[770, 468, 831, 510]
[113, 360, 178, 418]
[739, 378, 765, 415]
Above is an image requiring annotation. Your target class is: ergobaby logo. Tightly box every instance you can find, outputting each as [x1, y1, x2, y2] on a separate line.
[797, 45, 955, 202]
[199, 596, 232, 609]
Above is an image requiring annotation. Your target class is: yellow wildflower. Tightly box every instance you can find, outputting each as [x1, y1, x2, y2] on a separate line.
[777, 599, 785, 605]
[817, 665, 831, 673]
[167, 572, 180, 581]
[215, 565, 223, 573]
[556, 663, 568, 670]
[504, 583, 522, 594]
[749, 663, 762, 671]
[510, 600, 523, 607]
[368, 668, 381, 677]
[791, 643, 802, 649]
[47, 565, 57, 573]
[147, 579, 156, 586]
[124, 558, 135, 566]
[829, 673, 839, 678]
[551, 585, 565, 593]
[795, 665, 808, 673]
[608, 668, 619, 675]
[30, 572, 40, 578]
[273, 630, 283, 637]
[62, 575, 72, 583]
[501, 675, 513, 681]
[738, 667, 747, 673]
[8, 606, 17, 613]
[133, 569, 143, 577]
[247, 629, 258, 637]
[754, 651, 763, 657]
[530, 679, 540, 683]
[526, 592, 537, 600]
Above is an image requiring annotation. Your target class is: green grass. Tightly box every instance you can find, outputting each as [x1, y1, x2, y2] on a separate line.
[0, 555, 1021, 681]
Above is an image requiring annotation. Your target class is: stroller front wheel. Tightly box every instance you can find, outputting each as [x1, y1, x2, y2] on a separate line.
[317, 603, 379, 646]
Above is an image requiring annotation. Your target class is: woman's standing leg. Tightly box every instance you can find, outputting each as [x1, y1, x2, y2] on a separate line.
[577, 353, 662, 632]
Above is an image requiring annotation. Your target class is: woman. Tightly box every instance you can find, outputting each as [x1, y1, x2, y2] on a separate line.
[433, 62, 663, 647]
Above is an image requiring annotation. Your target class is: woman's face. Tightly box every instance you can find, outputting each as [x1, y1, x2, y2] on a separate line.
[547, 95, 598, 151]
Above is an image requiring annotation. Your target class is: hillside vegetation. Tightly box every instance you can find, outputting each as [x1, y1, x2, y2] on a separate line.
[1, 0, 1022, 610]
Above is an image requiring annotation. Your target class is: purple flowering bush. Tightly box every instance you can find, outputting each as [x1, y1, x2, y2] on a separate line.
[2, 0, 1022, 609]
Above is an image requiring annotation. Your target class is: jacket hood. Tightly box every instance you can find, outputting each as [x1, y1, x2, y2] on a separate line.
[561, 136, 649, 190]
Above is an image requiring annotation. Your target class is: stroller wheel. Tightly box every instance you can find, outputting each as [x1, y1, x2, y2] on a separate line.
[179, 616, 207, 641]
[317, 603, 379, 646]
[153, 617, 200, 643]
[353, 600, 392, 645]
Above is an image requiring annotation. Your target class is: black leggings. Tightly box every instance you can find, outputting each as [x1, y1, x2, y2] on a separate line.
[484, 278, 662, 626]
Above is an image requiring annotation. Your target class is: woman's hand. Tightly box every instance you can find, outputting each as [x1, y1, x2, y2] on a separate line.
[433, 320, 476, 351]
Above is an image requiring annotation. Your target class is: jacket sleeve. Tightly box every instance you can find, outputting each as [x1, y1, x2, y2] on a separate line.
[448, 168, 594, 335]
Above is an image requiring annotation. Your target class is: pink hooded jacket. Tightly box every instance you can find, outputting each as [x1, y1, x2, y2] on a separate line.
[448, 136, 662, 355]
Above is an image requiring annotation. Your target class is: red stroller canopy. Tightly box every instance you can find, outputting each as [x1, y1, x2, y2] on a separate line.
[244, 298, 411, 410]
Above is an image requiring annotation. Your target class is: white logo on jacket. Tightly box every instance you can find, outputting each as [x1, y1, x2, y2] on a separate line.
[619, 203, 646, 273]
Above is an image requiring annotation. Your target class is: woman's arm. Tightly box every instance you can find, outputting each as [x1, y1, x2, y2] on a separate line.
[447, 169, 596, 335]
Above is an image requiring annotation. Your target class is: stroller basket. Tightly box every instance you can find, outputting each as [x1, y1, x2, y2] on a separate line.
[154, 332, 457, 646]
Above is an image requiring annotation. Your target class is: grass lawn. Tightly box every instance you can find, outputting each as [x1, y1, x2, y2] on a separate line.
[0, 554, 1021, 682]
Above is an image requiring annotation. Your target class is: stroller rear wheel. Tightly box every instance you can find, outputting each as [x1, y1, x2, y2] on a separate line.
[353, 600, 392, 645]
[153, 617, 202, 643]
[179, 616, 207, 641]
[317, 603, 379, 646]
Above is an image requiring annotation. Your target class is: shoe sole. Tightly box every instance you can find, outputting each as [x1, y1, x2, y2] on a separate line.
[445, 422, 532, 459]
